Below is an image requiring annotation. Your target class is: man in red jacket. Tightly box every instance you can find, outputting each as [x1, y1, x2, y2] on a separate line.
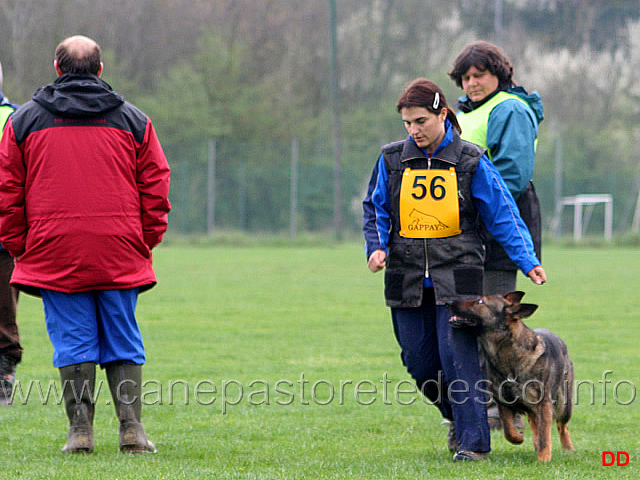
[0, 35, 171, 454]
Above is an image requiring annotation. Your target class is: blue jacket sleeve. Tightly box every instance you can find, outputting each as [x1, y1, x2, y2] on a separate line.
[486, 99, 538, 199]
[472, 155, 540, 275]
[362, 154, 391, 259]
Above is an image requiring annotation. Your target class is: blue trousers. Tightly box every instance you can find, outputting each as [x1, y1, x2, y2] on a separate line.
[391, 288, 490, 452]
[42, 288, 145, 368]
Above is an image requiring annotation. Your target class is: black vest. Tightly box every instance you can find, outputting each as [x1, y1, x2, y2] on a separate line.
[382, 130, 486, 307]
[484, 181, 542, 270]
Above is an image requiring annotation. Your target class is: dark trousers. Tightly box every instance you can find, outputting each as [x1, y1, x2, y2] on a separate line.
[0, 250, 20, 362]
[391, 288, 490, 452]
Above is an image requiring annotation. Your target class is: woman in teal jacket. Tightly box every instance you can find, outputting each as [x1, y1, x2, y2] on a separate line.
[449, 40, 544, 432]
[449, 40, 543, 295]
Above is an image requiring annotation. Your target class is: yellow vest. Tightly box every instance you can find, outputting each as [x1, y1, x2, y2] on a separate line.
[457, 91, 532, 159]
[0, 105, 14, 138]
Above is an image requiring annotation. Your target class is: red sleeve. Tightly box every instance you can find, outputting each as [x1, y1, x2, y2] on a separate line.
[137, 118, 171, 249]
[0, 118, 27, 257]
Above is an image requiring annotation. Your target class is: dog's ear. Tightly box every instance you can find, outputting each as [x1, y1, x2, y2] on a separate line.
[507, 302, 538, 320]
[504, 291, 525, 305]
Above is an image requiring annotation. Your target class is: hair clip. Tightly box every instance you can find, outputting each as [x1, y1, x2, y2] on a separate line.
[433, 92, 440, 110]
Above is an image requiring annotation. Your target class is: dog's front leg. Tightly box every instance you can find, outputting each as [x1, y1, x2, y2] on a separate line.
[557, 419, 574, 451]
[498, 403, 524, 444]
[527, 411, 538, 451]
[532, 400, 554, 461]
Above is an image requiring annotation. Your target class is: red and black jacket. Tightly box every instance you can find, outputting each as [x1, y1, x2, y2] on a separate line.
[0, 74, 171, 295]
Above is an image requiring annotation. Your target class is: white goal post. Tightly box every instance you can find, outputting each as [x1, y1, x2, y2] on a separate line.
[551, 194, 613, 242]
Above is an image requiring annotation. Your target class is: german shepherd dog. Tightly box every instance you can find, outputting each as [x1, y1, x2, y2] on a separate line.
[449, 291, 574, 461]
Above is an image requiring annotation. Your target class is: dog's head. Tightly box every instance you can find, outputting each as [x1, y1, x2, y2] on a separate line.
[449, 291, 538, 331]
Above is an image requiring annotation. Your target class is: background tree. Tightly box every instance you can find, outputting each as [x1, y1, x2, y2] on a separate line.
[0, 0, 638, 235]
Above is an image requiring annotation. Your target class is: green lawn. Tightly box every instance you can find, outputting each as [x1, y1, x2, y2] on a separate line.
[0, 244, 638, 479]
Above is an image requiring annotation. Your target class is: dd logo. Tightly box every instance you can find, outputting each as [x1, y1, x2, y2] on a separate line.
[602, 451, 630, 466]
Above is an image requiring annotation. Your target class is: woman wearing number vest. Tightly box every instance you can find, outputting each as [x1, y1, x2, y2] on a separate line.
[362, 78, 545, 462]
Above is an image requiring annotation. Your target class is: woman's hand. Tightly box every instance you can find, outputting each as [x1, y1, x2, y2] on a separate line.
[527, 265, 547, 285]
[368, 250, 387, 273]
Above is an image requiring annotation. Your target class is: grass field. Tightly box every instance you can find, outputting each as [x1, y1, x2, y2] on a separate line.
[0, 243, 638, 479]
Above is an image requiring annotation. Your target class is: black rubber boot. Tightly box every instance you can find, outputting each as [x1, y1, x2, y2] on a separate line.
[106, 362, 156, 453]
[59, 362, 96, 453]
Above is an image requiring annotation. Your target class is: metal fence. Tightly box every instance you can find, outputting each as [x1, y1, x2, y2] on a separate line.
[165, 138, 640, 240]
[165, 138, 357, 237]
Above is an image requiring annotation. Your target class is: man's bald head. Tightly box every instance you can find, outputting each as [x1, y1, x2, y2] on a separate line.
[54, 35, 102, 76]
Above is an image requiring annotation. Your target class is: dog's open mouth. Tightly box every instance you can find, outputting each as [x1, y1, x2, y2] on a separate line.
[449, 314, 479, 328]
[448, 300, 482, 328]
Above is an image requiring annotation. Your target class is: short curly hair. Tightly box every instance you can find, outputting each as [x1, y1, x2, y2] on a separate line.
[448, 41, 514, 91]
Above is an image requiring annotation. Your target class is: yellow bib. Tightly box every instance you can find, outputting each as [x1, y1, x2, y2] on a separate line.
[399, 167, 461, 238]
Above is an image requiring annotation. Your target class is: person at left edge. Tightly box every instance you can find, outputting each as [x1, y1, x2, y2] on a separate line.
[0, 61, 21, 406]
[362, 78, 545, 462]
[0, 35, 171, 454]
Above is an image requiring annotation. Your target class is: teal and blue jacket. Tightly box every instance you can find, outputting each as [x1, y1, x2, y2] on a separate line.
[456, 87, 543, 199]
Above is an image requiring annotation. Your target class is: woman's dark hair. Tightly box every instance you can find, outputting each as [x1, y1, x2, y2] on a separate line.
[55, 38, 102, 75]
[396, 78, 461, 133]
[448, 40, 514, 91]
